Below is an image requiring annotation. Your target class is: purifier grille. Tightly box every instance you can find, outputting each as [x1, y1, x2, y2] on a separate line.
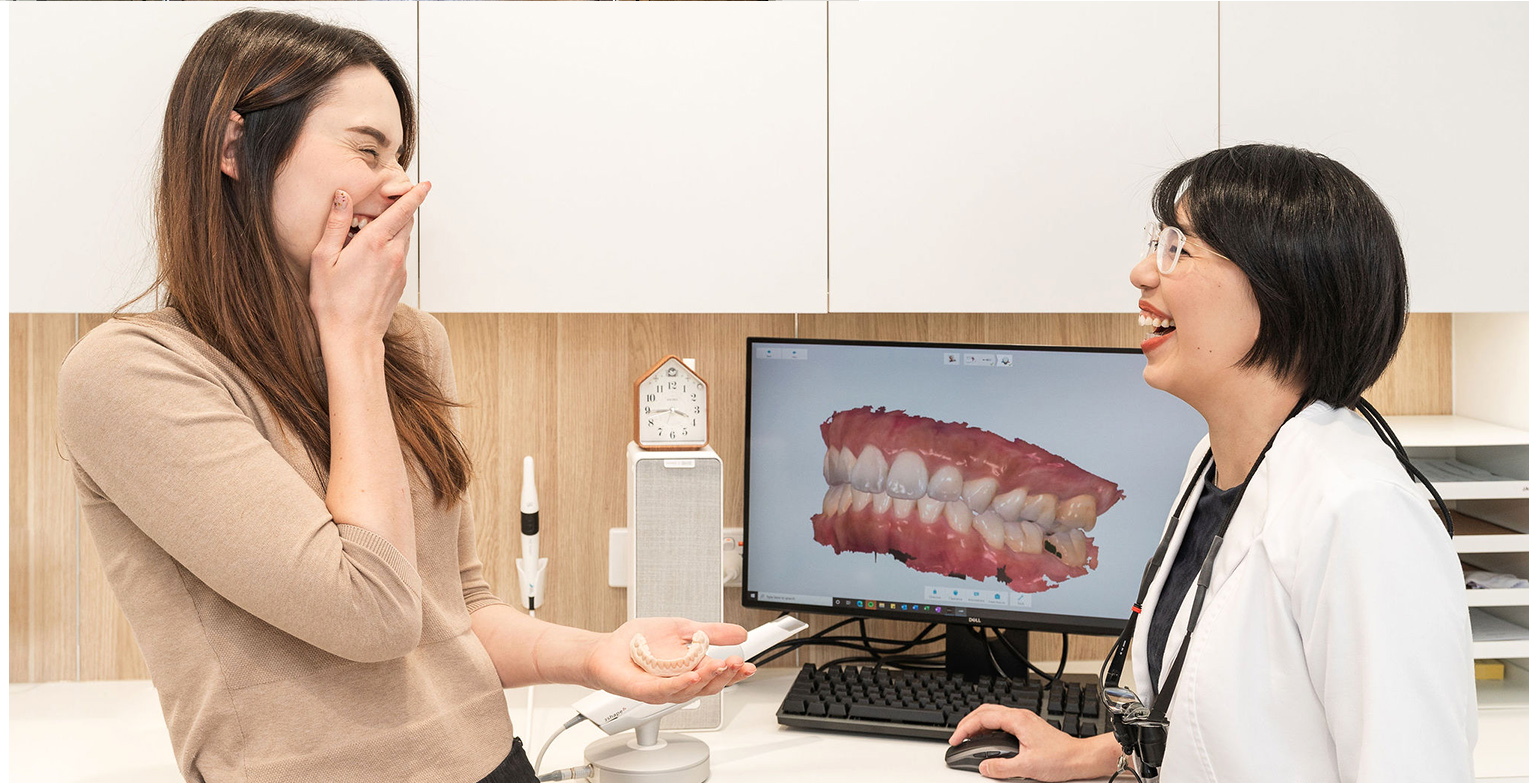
[632, 458, 723, 621]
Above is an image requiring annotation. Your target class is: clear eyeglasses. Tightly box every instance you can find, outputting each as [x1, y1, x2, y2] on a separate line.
[1143, 222, 1188, 275]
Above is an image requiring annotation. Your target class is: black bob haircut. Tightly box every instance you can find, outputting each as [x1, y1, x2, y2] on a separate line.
[1151, 144, 1408, 410]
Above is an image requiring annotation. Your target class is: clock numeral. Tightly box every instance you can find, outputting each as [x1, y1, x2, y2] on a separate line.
[682, 384, 686, 393]
[681, 428, 689, 436]
[690, 393, 697, 401]
[647, 418, 655, 426]
[668, 381, 678, 390]
[643, 406, 651, 414]
[645, 394, 656, 402]
[694, 406, 701, 414]
[670, 431, 677, 439]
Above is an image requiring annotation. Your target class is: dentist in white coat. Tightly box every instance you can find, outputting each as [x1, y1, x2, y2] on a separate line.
[950, 144, 1476, 782]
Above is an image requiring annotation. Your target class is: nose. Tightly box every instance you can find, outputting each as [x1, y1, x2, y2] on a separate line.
[1129, 251, 1159, 292]
[379, 160, 413, 203]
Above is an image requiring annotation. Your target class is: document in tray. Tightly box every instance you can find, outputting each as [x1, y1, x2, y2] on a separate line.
[1412, 459, 1518, 483]
[1469, 609, 1529, 642]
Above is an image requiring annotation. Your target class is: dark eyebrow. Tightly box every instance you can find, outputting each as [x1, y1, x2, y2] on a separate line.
[345, 126, 391, 148]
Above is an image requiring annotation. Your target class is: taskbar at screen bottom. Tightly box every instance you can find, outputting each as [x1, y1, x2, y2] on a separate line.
[744, 592, 1127, 635]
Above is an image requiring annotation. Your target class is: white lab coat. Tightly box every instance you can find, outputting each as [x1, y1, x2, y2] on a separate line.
[1131, 402, 1477, 782]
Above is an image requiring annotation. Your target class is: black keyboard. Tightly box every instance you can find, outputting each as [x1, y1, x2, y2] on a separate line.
[776, 664, 1106, 741]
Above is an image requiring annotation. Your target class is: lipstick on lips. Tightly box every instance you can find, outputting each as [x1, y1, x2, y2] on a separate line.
[1138, 300, 1176, 353]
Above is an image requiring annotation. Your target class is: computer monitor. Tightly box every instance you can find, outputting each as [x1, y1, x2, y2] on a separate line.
[742, 337, 1207, 674]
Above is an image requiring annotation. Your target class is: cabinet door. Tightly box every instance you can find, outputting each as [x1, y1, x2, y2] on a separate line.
[828, 3, 1217, 313]
[9, 3, 420, 314]
[418, 4, 828, 313]
[1221, 3, 1529, 313]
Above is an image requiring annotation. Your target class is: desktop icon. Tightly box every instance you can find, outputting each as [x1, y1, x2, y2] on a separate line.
[935, 607, 943, 613]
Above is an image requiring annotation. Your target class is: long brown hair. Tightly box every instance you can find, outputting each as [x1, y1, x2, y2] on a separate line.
[131, 10, 471, 504]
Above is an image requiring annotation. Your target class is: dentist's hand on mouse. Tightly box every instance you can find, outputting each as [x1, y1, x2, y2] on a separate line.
[951, 704, 1117, 781]
[308, 182, 430, 345]
[586, 618, 755, 705]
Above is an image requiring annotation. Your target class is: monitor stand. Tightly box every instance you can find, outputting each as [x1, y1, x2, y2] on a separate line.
[944, 624, 1030, 680]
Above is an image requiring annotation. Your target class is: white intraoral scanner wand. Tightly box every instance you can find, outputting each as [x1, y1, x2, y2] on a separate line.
[517, 456, 548, 612]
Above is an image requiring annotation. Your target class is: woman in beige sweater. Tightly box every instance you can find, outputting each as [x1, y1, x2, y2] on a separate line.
[56, 11, 751, 783]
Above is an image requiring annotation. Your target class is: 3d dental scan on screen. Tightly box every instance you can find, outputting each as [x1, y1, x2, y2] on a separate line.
[744, 338, 1206, 638]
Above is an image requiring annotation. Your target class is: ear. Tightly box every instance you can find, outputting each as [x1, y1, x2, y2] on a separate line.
[219, 110, 244, 180]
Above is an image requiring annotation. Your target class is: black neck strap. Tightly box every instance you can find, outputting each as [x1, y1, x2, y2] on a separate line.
[1101, 399, 1305, 718]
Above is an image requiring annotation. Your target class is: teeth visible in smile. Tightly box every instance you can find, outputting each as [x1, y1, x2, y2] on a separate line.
[916, 496, 945, 524]
[349, 216, 371, 230]
[1138, 313, 1176, 329]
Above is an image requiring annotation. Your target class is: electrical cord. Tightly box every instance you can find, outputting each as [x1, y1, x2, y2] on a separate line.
[533, 714, 588, 776]
[749, 617, 945, 668]
[536, 765, 593, 782]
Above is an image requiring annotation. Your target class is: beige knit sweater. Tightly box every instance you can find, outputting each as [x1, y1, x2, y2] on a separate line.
[57, 304, 514, 783]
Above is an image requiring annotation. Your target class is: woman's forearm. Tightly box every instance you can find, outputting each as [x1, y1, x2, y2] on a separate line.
[1078, 732, 1129, 779]
[322, 335, 417, 569]
[470, 603, 599, 689]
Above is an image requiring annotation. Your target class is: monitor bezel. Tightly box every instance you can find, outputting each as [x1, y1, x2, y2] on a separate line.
[741, 335, 1153, 637]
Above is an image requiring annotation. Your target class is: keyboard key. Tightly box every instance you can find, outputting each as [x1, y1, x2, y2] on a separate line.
[781, 698, 807, 715]
[807, 701, 828, 717]
[1063, 714, 1079, 736]
[848, 704, 946, 725]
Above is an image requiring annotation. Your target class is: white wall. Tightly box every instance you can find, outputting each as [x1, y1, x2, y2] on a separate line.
[827, 2, 1217, 313]
[1220, 2, 1529, 313]
[417, 2, 828, 313]
[1455, 313, 1529, 431]
[8, 2, 420, 313]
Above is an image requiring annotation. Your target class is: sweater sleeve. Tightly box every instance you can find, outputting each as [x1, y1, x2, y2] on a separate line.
[1291, 481, 1477, 782]
[416, 310, 509, 615]
[57, 323, 424, 663]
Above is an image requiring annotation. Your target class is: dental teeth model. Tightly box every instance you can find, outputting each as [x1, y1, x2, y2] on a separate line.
[812, 406, 1126, 594]
[629, 630, 710, 677]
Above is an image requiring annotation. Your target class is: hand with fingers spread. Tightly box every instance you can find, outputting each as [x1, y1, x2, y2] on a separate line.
[949, 704, 1123, 781]
[307, 181, 431, 346]
[585, 617, 756, 705]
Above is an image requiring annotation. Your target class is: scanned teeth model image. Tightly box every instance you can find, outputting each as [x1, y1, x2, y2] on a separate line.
[811, 406, 1126, 593]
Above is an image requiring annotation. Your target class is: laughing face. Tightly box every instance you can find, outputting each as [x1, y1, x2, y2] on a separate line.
[1128, 210, 1263, 408]
[268, 65, 413, 272]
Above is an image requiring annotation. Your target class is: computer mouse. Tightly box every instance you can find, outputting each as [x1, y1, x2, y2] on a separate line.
[944, 730, 1022, 774]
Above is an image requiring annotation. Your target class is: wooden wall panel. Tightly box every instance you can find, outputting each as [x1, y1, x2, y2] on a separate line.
[10, 314, 82, 682]
[10, 311, 1453, 681]
[10, 315, 35, 682]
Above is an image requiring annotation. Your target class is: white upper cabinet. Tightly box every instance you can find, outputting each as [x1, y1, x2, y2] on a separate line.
[827, 3, 1217, 313]
[8, 3, 421, 314]
[1220, 3, 1529, 313]
[417, 4, 828, 313]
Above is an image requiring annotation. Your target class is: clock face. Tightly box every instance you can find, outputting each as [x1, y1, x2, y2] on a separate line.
[637, 357, 708, 449]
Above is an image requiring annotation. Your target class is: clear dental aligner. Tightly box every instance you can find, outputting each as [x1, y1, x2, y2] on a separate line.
[812, 406, 1126, 593]
[629, 630, 710, 677]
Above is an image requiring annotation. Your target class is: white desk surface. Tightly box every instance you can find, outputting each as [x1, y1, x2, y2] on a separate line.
[10, 669, 1529, 782]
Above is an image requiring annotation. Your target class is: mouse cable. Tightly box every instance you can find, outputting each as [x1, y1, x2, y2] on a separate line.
[533, 714, 588, 776]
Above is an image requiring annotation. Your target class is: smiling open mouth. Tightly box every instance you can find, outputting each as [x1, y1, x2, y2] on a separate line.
[809, 406, 1125, 594]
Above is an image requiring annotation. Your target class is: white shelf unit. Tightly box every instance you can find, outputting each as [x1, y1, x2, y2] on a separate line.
[1390, 415, 1529, 710]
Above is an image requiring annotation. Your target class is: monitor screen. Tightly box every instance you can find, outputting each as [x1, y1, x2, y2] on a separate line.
[742, 337, 1207, 636]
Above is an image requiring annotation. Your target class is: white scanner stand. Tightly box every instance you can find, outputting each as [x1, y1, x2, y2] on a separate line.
[570, 616, 808, 782]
